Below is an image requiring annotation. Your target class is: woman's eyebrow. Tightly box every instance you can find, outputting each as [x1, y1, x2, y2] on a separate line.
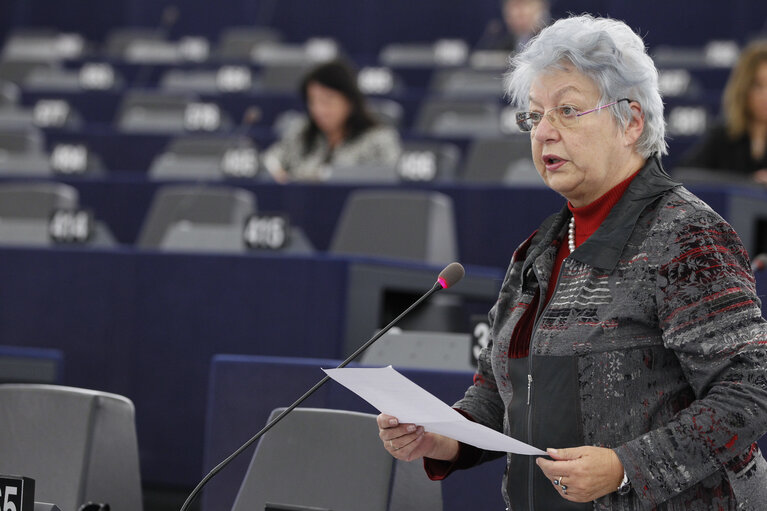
[529, 85, 584, 106]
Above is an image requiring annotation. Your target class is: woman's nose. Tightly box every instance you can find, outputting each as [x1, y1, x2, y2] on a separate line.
[533, 113, 559, 142]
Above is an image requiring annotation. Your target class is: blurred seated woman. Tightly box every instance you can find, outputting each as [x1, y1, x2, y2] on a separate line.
[263, 60, 401, 182]
[679, 40, 767, 183]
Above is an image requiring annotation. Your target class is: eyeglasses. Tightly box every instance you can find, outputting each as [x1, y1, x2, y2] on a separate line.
[515, 98, 632, 132]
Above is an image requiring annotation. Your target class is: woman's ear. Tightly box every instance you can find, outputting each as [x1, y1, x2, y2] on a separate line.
[623, 100, 644, 147]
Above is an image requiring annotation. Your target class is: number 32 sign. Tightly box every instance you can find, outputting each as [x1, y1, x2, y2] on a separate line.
[0, 476, 34, 511]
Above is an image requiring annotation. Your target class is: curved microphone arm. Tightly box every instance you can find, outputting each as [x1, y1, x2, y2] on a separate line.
[179, 262, 464, 511]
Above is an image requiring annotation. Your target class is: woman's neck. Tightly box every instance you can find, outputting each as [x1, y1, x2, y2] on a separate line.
[325, 129, 345, 149]
[568, 168, 640, 247]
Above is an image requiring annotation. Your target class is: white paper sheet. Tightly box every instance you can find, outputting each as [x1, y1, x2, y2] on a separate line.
[324, 365, 546, 455]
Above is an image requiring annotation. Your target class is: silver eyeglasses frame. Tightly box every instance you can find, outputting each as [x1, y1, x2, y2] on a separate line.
[515, 98, 632, 132]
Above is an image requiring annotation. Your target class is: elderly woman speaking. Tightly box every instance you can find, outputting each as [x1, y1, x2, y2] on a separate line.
[377, 14, 767, 510]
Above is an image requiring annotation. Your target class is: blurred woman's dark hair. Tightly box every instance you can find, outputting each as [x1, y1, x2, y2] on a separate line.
[299, 59, 379, 153]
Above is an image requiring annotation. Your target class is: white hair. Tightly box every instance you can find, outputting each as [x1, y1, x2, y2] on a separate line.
[506, 14, 668, 157]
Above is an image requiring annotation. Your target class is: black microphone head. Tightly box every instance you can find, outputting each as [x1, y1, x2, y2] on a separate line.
[437, 262, 465, 289]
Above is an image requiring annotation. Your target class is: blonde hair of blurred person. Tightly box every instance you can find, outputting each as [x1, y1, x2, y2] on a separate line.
[680, 39, 767, 182]
[724, 40, 767, 176]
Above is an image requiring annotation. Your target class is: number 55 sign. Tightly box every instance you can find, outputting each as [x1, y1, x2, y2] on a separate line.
[0, 476, 34, 511]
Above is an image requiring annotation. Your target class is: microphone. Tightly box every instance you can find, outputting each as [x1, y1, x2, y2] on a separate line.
[752, 253, 767, 272]
[179, 262, 465, 511]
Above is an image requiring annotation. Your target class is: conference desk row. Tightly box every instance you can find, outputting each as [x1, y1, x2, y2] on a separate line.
[25, 95, 710, 171]
[3, 174, 736, 270]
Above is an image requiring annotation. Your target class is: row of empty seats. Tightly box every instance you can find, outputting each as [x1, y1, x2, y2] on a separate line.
[0, 382, 441, 511]
[0, 181, 469, 265]
[0, 124, 539, 183]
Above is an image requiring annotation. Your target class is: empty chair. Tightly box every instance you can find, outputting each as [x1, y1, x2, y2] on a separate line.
[159, 68, 229, 94]
[258, 63, 312, 92]
[0, 345, 63, 384]
[251, 38, 340, 66]
[103, 27, 166, 59]
[414, 98, 501, 137]
[22, 64, 85, 92]
[214, 26, 282, 61]
[1, 28, 86, 62]
[652, 41, 739, 70]
[0, 60, 54, 86]
[232, 408, 442, 511]
[116, 91, 192, 133]
[396, 140, 461, 181]
[0, 384, 143, 511]
[669, 166, 752, 187]
[0, 182, 76, 245]
[323, 163, 399, 183]
[379, 39, 469, 68]
[360, 330, 474, 371]
[149, 135, 259, 180]
[116, 91, 232, 134]
[0, 80, 20, 105]
[357, 66, 405, 96]
[0, 125, 51, 175]
[0, 181, 114, 246]
[461, 135, 536, 183]
[0, 181, 77, 218]
[429, 67, 505, 98]
[330, 190, 458, 265]
[137, 184, 256, 252]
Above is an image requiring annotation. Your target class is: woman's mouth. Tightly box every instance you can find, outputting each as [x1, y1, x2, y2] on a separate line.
[542, 154, 566, 171]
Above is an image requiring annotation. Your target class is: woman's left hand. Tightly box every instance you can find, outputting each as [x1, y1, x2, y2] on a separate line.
[536, 446, 625, 502]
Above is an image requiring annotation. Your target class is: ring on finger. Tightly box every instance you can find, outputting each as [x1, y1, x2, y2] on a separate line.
[553, 478, 560, 486]
[388, 440, 394, 450]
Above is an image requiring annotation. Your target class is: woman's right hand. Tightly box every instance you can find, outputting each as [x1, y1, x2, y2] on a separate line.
[377, 413, 460, 462]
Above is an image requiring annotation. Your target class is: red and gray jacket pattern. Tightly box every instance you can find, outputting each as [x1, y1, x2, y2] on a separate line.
[455, 157, 767, 510]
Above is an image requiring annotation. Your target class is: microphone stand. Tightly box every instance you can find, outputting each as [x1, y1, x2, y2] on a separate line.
[179, 280, 445, 511]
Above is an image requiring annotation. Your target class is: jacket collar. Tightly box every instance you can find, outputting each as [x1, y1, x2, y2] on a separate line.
[567, 155, 679, 271]
[524, 156, 679, 274]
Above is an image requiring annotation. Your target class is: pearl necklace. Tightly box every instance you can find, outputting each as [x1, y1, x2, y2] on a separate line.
[568, 216, 576, 253]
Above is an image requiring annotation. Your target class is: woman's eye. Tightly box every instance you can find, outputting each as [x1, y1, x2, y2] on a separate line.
[560, 106, 576, 117]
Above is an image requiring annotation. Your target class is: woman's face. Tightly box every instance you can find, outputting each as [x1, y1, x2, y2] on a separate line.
[306, 81, 352, 138]
[528, 66, 643, 207]
[748, 61, 767, 125]
[504, 0, 546, 37]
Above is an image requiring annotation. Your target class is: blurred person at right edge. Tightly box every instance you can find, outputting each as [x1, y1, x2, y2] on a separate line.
[679, 40, 767, 183]
[475, 0, 551, 53]
[377, 14, 767, 510]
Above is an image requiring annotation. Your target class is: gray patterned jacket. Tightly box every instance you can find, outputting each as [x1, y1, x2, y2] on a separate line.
[455, 157, 767, 510]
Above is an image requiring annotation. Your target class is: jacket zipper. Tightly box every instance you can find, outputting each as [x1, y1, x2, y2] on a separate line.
[526, 254, 568, 511]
